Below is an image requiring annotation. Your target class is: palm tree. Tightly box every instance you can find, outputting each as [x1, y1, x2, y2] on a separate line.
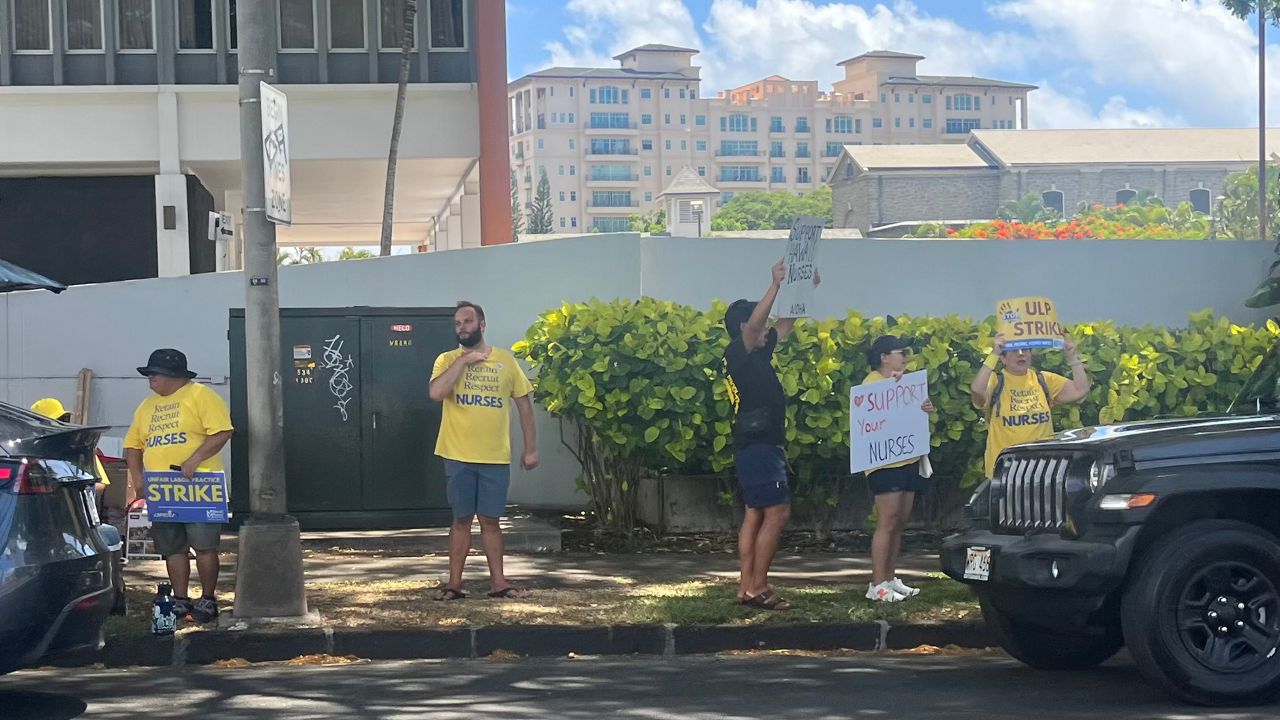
[379, 0, 418, 257]
[339, 246, 374, 260]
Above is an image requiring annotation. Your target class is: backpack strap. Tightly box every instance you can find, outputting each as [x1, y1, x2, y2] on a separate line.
[1032, 369, 1053, 407]
[987, 371, 1006, 421]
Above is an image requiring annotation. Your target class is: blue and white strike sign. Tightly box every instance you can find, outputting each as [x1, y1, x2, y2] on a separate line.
[143, 471, 229, 523]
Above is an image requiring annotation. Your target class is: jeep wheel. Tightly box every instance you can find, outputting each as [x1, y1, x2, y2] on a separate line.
[980, 596, 1122, 670]
[1122, 520, 1280, 706]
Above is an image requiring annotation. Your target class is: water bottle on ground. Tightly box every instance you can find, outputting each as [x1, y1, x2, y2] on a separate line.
[152, 582, 176, 636]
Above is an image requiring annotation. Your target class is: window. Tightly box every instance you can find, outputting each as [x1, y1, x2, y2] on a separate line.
[1190, 188, 1212, 215]
[922, 94, 932, 105]
[796, 142, 809, 158]
[797, 167, 810, 183]
[695, 115, 706, 126]
[591, 191, 633, 208]
[664, 113, 671, 125]
[644, 192, 652, 202]
[1042, 190, 1064, 216]
[428, 0, 465, 49]
[880, 93, 886, 103]
[590, 164, 631, 181]
[664, 88, 670, 99]
[697, 166, 705, 176]
[665, 140, 672, 150]
[178, 0, 213, 50]
[593, 217, 630, 232]
[1116, 189, 1137, 205]
[571, 216, 578, 227]
[590, 112, 631, 129]
[945, 96, 951, 110]
[569, 139, 575, 149]
[923, 118, 933, 129]
[13, 0, 51, 51]
[824, 142, 841, 157]
[598, 86, 620, 104]
[771, 141, 784, 158]
[770, 167, 784, 183]
[642, 140, 653, 150]
[975, 97, 981, 110]
[329, 0, 364, 49]
[719, 141, 758, 157]
[855, 118, 862, 134]
[719, 166, 760, 182]
[770, 116, 784, 133]
[537, 139, 543, 149]
[680, 114, 686, 125]
[695, 140, 706, 151]
[796, 117, 810, 133]
[726, 113, 751, 132]
[118, 0, 153, 50]
[559, 192, 565, 201]
[666, 166, 672, 176]
[909, 118, 915, 128]
[644, 166, 652, 177]
[569, 165, 576, 176]
[952, 94, 974, 111]
[279, 0, 315, 49]
[894, 92, 900, 103]
[641, 88, 652, 99]
[908, 94, 914, 104]
[679, 88, 686, 99]
[894, 117, 900, 128]
[568, 112, 575, 124]
[570, 191, 576, 201]
[944, 118, 980, 134]
[64, 0, 103, 50]
[680, 140, 687, 150]
[833, 115, 853, 133]
[558, 165, 564, 176]
[570, 86, 574, 97]
[872, 118, 882, 129]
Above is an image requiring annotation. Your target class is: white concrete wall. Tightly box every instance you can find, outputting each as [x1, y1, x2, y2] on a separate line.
[1, 234, 1271, 509]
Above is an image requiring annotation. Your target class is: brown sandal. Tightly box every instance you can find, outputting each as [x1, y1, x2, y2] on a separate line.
[744, 589, 791, 611]
[435, 587, 468, 601]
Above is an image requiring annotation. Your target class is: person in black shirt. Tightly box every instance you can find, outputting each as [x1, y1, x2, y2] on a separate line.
[723, 259, 819, 611]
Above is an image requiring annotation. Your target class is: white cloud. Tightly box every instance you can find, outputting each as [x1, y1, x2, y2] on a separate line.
[530, 0, 1280, 129]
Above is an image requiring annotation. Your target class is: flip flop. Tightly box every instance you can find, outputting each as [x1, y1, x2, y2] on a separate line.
[744, 589, 792, 611]
[435, 587, 468, 601]
[487, 586, 529, 599]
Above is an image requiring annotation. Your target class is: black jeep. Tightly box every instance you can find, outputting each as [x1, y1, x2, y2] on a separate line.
[941, 342, 1280, 706]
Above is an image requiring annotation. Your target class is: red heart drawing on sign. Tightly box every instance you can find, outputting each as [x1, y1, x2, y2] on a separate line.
[853, 395, 864, 408]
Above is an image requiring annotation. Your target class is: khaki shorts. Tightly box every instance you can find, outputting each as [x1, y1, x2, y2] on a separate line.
[151, 522, 222, 557]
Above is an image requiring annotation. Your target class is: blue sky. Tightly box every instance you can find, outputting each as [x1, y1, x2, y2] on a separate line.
[505, 0, 1280, 129]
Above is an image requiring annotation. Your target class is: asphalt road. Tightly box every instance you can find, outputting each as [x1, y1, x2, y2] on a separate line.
[2, 653, 1275, 720]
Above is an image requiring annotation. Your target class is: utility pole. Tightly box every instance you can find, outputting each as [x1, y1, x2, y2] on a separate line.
[233, 0, 307, 619]
[1261, 8, 1268, 243]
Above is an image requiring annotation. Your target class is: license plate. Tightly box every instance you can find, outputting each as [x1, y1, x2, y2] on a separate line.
[963, 546, 991, 581]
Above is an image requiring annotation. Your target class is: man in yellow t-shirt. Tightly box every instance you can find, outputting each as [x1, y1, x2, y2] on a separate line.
[124, 349, 233, 624]
[30, 397, 110, 501]
[429, 301, 538, 601]
[970, 333, 1091, 478]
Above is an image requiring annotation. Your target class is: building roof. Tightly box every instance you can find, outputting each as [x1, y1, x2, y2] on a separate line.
[971, 128, 1280, 167]
[840, 144, 992, 172]
[613, 44, 700, 59]
[659, 166, 719, 196]
[837, 50, 925, 65]
[515, 67, 697, 83]
[886, 75, 1038, 90]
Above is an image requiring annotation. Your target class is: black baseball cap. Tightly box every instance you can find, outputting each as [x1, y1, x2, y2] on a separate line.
[137, 348, 198, 379]
[867, 335, 913, 367]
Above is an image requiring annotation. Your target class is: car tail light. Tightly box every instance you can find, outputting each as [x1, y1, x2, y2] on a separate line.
[1, 459, 52, 495]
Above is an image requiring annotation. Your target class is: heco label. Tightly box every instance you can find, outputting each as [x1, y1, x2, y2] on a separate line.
[391, 324, 413, 332]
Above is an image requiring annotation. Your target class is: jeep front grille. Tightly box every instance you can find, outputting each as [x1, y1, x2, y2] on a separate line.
[995, 455, 1071, 532]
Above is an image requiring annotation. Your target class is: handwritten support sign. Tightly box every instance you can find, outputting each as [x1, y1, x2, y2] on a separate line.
[997, 297, 1064, 350]
[850, 371, 931, 474]
[143, 471, 229, 524]
[774, 216, 824, 319]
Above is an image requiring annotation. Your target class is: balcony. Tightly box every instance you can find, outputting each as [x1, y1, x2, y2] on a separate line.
[587, 147, 639, 158]
[586, 174, 640, 186]
[715, 150, 767, 162]
[717, 175, 765, 185]
[795, 125, 812, 134]
[795, 151, 811, 159]
[588, 201, 640, 214]
[585, 121, 639, 135]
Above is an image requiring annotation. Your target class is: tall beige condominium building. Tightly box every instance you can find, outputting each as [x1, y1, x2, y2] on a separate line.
[508, 45, 1035, 233]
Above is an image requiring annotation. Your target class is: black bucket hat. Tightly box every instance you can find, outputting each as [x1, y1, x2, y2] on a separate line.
[867, 335, 913, 368]
[137, 348, 198, 379]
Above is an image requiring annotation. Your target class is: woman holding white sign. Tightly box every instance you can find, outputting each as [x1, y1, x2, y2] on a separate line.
[863, 335, 935, 603]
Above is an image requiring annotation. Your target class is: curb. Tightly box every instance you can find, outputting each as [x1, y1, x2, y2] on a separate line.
[92, 621, 995, 667]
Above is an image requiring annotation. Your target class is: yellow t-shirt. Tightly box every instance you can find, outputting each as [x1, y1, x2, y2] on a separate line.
[432, 347, 534, 464]
[123, 382, 234, 473]
[862, 371, 919, 475]
[983, 370, 1069, 477]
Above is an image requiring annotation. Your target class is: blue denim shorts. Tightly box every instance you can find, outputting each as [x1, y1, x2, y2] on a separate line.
[443, 460, 511, 519]
[733, 444, 790, 509]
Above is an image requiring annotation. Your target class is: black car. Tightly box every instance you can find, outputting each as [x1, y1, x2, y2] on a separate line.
[0, 401, 123, 675]
[942, 342, 1280, 706]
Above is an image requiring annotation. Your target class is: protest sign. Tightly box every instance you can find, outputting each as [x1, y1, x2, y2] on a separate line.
[997, 297, 1065, 350]
[774, 215, 824, 318]
[125, 500, 161, 560]
[143, 471, 229, 524]
[850, 370, 931, 474]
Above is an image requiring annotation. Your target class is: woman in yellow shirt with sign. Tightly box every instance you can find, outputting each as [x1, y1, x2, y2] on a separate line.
[970, 333, 1091, 479]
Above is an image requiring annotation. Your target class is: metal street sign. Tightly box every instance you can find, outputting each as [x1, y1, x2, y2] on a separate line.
[260, 81, 292, 225]
[207, 211, 233, 241]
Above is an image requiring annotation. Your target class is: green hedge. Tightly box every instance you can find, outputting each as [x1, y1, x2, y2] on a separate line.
[515, 301, 1277, 513]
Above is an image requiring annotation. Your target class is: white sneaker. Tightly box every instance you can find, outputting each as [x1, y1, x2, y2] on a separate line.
[866, 581, 907, 603]
[889, 577, 920, 597]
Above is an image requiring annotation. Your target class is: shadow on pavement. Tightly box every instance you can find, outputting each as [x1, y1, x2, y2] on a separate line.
[0, 690, 87, 720]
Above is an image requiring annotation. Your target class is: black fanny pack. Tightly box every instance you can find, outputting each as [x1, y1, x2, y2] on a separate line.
[733, 407, 771, 440]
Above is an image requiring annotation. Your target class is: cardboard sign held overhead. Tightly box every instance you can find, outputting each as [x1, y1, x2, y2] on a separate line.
[997, 297, 1065, 351]
[774, 216, 824, 319]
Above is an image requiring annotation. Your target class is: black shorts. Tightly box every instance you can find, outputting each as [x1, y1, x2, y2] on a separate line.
[866, 461, 929, 495]
[733, 444, 790, 509]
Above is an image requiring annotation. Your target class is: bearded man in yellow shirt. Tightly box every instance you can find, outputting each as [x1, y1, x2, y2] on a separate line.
[429, 302, 538, 601]
[124, 349, 233, 624]
[970, 333, 1091, 479]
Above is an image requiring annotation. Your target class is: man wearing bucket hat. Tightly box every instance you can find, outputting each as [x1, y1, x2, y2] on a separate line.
[30, 397, 112, 502]
[123, 349, 233, 624]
